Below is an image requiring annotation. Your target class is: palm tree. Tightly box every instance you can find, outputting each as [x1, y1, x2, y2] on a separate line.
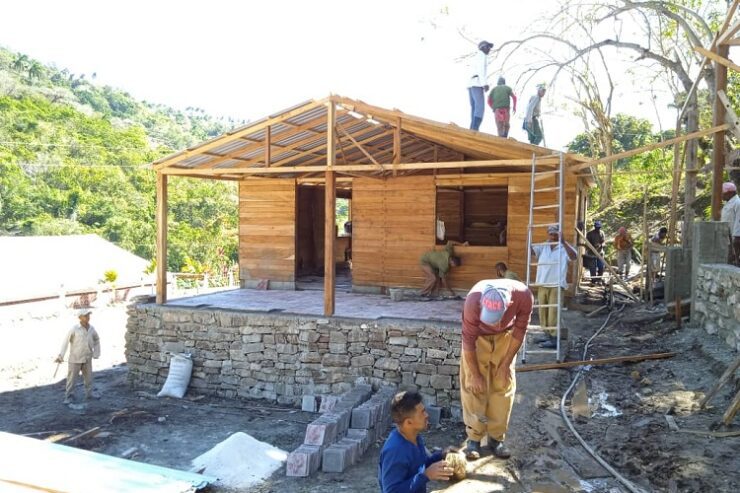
[27, 61, 44, 82]
[12, 54, 29, 73]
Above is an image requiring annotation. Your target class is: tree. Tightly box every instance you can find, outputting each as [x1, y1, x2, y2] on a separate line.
[490, 0, 726, 243]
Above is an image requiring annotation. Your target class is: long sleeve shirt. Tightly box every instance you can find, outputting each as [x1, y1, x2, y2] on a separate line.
[59, 324, 100, 363]
[525, 95, 541, 123]
[379, 429, 443, 493]
[721, 194, 740, 237]
[462, 279, 533, 350]
[467, 51, 488, 88]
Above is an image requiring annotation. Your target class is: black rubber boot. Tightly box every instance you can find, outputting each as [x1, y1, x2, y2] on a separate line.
[465, 440, 481, 461]
[489, 438, 511, 459]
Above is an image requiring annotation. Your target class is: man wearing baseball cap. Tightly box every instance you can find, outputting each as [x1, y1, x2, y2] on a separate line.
[459, 278, 533, 461]
[721, 181, 740, 265]
[55, 308, 101, 404]
[585, 220, 605, 284]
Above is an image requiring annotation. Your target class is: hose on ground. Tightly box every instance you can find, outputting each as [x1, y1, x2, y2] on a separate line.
[559, 306, 650, 493]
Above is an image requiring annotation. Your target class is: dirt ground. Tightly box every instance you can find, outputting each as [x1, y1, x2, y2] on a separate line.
[1, 297, 738, 492]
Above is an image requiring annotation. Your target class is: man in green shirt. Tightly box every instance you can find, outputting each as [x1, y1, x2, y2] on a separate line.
[495, 262, 520, 281]
[419, 241, 462, 297]
[487, 77, 517, 138]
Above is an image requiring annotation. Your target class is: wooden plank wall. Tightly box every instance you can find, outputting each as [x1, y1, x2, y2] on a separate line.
[239, 179, 296, 283]
[352, 176, 435, 288]
[436, 189, 464, 242]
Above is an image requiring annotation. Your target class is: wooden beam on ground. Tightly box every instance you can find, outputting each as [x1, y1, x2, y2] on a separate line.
[713, 46, 730, 221]
[723, 389, 740, 425]
[324, 102, 336, 316]
[695, 46, 740, 73]
[575, 228, 640, 301]
[155, 172, 168, 304]
[700, 356, 740, 408]
[572, 124, 731, 172]
[152, 99, 326, 170]
[516, 352, 676, 372]
[717, 90, 740, 140]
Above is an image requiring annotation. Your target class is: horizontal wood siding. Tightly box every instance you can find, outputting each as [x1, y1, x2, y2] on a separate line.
[239, 179, 296, 283]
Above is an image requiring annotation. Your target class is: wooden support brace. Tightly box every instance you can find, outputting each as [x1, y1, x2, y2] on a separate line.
[717, 90, 740, 140]
[574, 228, 640, 301]
[694, 46, 740, 73]
[336, 122, 383, 169]
[699, 356, 740, 408]
[722, 389, 740, 425]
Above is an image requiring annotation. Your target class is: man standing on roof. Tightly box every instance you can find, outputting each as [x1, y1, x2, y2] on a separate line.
[487, 77, 517, 138]
[460, 278, 533, 461]
[467, 41, 493, 131]
[531, 225, 576, 349]
[721, 182, 740, 265]
[524, 84, 546, 145]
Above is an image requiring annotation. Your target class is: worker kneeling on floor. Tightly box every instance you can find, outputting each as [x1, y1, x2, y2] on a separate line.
[459, 279, 533, 461]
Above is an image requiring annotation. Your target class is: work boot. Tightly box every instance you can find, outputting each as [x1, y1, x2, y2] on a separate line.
[538, 338, 557, 349]
[63, 396, 72, 405]
[86, 390, 101, 400]
[489, 439, 511, 459]
[532, 333, 551, 344]
[465, 440, 481, 461]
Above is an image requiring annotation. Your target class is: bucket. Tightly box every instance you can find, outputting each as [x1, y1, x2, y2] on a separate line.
[389, 288, 404, 302]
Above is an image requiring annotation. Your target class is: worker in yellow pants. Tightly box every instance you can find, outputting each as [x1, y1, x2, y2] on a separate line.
[459, 279, 533, 461]
[460, 332, 516, 447]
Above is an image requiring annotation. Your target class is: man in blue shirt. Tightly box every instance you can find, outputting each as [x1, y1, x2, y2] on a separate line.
[378, 391, 453, 492]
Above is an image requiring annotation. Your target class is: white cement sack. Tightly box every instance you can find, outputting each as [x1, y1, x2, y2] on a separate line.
[192, 432, 287, 489]
[157, 353, 193, 399]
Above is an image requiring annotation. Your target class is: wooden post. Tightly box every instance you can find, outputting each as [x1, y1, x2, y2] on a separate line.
[265, 125, 271, 167]
[712, 44, 729, 221]
[324, 102, 336, 316]
[668, 117, 683, 244]
[642, 186, 650, 303]
[155, 172, 168, 304]
[392, 117, 401, 176]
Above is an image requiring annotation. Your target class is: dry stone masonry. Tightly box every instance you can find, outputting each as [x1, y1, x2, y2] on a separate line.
[126, 302, 463, 408]
[694, 264, 740, 351]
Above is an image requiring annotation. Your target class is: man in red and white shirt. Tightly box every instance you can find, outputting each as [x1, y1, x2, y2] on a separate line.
[459, 279, 533, 461]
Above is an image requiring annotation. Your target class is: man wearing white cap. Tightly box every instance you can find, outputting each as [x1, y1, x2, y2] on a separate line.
[721, 181, 740, 265]
[467, 40, 493, 131]
[459, 278, 533, 461]
[531, 225, 577, 348]
[55, 308, 101, 404]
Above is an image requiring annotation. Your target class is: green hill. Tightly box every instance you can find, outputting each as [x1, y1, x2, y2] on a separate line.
[0, 46, 239, 276]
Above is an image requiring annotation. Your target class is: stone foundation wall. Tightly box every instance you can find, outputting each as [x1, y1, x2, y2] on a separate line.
[694, 264, 740, 351]
[126, 302, 463, 410]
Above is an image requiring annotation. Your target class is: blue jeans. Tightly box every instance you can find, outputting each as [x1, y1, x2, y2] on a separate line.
[468, 87, 485, 129]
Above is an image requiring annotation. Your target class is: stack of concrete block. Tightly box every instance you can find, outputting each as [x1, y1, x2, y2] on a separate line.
[287, 384, 375, 477]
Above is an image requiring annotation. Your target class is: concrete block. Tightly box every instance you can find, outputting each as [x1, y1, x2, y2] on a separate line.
[346, 428, 369, 453]
[319, 395, 339, 413]
[286, 445, 322, 477]
[322, 444, 350, 472]
[427, 405, 442, 426]
[338, 438, 361, 465]
[304, 417, 338, 446]
[351, 406, 372, 429]
[325, 409, 351, 436]
[302, 395, 318, 412]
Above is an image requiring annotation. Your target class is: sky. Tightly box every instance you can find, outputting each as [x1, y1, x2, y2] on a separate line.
[0, 0, 681, 151]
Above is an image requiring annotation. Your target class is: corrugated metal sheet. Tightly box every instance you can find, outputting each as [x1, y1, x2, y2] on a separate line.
[0, 432, 216, 492]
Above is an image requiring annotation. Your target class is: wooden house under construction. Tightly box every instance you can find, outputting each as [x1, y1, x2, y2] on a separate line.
[152, 95, 594, 314]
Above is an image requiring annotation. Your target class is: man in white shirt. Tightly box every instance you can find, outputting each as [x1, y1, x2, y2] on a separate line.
[720, 181, 740, 265]
[55, 308, 101, 404]
[531, 225, 576, 348]
[524, 84, 546, 145]
[467, 40, 493, 131]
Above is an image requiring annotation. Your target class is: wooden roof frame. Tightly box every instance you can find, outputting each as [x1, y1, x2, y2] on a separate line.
[151, 95, 590, 179]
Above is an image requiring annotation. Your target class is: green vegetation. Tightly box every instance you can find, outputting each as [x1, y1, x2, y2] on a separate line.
[0, 46, 240, 275]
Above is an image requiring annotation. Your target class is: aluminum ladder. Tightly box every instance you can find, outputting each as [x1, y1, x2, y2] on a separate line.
[521, 152, 566, 363]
